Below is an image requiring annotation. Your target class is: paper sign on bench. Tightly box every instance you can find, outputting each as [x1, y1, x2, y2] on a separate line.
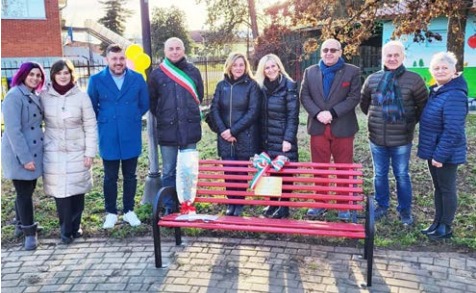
[254, 176, 282, 197]
[175, 214, 219, 222]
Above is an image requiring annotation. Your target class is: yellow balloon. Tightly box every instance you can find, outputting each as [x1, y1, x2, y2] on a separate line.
[133, 53, 151, 70]
[135, 68, 147, 81]
[125, 44, 143, 59]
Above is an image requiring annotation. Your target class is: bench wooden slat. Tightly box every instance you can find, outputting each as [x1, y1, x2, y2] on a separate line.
[199, 173, 363, 184]
[195, 191, 364, 201]
[159, 220, 365, 239]
[193, 198, 365, 210]
[160, 215, 365, 232]
[200, 166, 363, 177]
[197, 182, 362, 193]
[200, 159, 363, 169]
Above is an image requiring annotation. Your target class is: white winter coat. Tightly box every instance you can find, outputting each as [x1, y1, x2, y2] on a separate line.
[40, 84, 97, 198]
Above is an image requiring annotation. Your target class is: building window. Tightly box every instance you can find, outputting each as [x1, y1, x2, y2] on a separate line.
[1, 0, 46, 19]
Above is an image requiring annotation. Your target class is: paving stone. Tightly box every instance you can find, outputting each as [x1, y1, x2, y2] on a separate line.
[2, 237, 475, 293]
[70, 283, 97, 291]
[38, 284, 73, 292]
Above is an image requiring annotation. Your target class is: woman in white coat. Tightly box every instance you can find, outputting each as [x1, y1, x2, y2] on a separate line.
[41, 59, 97, 244]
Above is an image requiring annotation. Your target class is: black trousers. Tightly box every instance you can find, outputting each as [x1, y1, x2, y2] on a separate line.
[12, 179, 37, 226]
[54, 194, 85, 237]
[427, 161, 458, 226]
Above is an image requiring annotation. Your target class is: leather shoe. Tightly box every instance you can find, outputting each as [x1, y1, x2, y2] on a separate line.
[73, 228, 83, 238]
[163, 207, 173, 216]
[427, 223, 453, 240]
[233, 205, 244, 216]
[262, 206, 278, 217]
[61, 235, 73, 244]
[271, 207, 289, 219]
[225, 204, 235, 216]
[421, 222, 439, 235]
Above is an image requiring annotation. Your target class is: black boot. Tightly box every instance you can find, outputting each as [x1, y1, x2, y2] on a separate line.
[225, 205, 235, 216]
[233, 205, 244, 216]
[14, 222, 43, 237]
[262, 205, 278, 217]
[421, 222, 439, 235]
[14, 223, 23, 237]
[271, 207, 290, 219]
[21, 223, 38, 251]
[427, 223, 453, 240]
[263, 197, 279, 217]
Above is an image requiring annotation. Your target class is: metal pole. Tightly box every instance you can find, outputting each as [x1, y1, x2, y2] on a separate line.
[140, 0, 162, 205]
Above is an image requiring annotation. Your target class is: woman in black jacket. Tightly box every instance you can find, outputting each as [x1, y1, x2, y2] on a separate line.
[210, 52, 262, 216]
[255, 54, 300, 218]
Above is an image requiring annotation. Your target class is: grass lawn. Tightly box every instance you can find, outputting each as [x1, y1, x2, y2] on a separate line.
[1, 110, 475, 251]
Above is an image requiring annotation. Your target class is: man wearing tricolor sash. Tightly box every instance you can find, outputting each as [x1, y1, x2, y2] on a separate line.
[149, 37, 204, 215]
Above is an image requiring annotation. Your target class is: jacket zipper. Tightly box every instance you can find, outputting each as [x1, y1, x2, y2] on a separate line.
[229, 82, 234, 157]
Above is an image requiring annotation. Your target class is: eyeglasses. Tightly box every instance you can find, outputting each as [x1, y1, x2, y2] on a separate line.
[322, 48, 340, 53]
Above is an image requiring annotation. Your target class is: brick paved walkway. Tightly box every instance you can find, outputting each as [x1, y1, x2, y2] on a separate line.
[1, 236, 475, 292]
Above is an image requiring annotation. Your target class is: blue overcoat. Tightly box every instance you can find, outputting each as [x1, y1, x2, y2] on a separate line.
[417, 75, 468, 164]
[87, 68, 149, 160]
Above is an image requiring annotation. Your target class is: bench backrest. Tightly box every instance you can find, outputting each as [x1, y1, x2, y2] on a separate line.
[195, 159, 365, 211]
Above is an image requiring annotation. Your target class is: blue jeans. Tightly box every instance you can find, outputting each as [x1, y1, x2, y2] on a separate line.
[103, 157, 138, 214]
[370, 142, 412, 213]
[160, 144, 196, 208]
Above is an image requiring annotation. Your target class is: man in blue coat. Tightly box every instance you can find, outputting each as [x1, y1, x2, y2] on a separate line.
[88, 44, 149, 229]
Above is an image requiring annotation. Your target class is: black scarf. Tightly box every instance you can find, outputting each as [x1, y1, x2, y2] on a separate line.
[264, 75, 281, 94]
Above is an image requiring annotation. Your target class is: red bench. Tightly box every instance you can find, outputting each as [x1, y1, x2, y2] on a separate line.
[152, 159, 375, 286]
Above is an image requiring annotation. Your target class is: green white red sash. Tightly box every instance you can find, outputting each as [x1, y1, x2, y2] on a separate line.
[159, 58, 200, 105]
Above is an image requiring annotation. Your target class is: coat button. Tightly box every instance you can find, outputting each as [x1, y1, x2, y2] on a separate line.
[33, 114, 37, 117]
[34, 154, 37, 157]
[31, 127, 34, 130]
[33, 140, 37, 144]
[41, 138, 43, 141]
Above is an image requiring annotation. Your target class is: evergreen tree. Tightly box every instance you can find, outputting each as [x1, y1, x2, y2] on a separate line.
[150, 6, 191, 60]
[98, 0, 133, 51]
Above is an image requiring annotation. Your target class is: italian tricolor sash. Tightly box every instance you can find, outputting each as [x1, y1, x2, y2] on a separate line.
[159, 58, 200, 105]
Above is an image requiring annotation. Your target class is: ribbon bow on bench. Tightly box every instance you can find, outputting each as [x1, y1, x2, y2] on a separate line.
[249, 152, 289, 190]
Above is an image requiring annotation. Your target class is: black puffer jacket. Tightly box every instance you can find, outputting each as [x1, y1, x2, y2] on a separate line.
[360, 69, 428, 147]
[260, 76, 299, 162]
[210, 74, 262, 160]
[149, 57, 204, 146]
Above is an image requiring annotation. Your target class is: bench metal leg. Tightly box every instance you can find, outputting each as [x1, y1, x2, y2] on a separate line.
[152, 217, 163, 268]
[363, 195, 375, 286]
[152, 186, 178, 268]
[175, 227, 182, 245]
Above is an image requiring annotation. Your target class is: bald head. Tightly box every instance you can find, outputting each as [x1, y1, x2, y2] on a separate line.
[164, 37, 185, 63]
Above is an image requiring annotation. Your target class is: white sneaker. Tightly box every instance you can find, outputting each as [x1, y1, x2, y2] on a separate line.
[123, 211, 141, 227]
[103, 213, 118, 229]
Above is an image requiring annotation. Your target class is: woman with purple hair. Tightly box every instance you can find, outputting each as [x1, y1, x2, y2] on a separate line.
[1, 62, 45, 250]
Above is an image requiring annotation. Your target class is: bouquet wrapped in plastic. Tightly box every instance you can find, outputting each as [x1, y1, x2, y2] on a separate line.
[176, 149, 199, 215]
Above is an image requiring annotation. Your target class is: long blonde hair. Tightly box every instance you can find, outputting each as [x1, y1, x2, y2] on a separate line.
[255, 54, 292, 88]
[224, 52, 253, 79]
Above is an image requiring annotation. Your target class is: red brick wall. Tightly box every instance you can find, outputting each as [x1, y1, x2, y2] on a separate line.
[1, 0, 62, 57]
